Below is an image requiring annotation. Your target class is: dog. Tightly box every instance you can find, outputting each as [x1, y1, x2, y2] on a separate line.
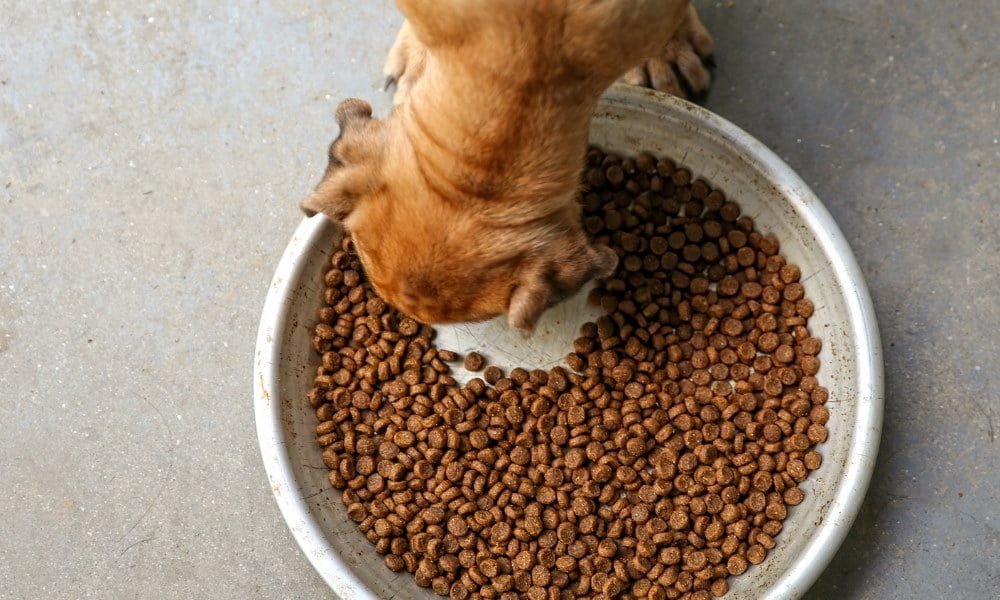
[301, 0, 713, 334]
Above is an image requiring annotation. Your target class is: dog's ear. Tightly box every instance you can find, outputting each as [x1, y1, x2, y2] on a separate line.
[507, 243, 618, 335]
[300, 99, 385, 221]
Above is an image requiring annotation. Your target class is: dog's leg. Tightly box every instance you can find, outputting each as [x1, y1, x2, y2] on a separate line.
[384, 0, 494, 105]
[383, 20, 427, 105]
[624, 4, 714, 98]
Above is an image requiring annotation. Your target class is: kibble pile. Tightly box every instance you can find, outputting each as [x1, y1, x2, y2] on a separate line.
[307, 148, 830, 600]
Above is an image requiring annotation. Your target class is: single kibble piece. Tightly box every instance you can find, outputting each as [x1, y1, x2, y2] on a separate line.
[463, 351, 485, 372]
[483, 365, 503, 384]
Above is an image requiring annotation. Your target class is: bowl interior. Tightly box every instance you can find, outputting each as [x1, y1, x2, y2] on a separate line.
[255, 84, 881, 600]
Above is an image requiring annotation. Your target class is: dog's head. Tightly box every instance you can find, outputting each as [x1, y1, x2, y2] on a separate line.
[302, 99, 617, 334]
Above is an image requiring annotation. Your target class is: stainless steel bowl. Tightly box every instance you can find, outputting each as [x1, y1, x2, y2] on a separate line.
[254, 83, 883, 600]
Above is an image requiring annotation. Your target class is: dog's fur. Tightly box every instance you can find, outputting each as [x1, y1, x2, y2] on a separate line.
[302, 0, 713, 333]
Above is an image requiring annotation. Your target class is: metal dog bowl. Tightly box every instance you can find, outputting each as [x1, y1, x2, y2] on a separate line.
[254, 83, 883, 600]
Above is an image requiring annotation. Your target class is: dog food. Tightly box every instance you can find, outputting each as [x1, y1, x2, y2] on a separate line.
[307, 148, 829, 599]
[465, 352, 487, 372]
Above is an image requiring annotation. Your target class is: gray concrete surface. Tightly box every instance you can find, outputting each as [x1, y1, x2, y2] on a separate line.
[1, 1, 996, 598]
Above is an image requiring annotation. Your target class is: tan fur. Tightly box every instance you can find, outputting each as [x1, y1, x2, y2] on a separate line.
[303, 0, 713, 333]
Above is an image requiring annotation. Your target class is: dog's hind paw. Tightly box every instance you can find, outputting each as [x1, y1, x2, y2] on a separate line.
[625, 4, 714, 99]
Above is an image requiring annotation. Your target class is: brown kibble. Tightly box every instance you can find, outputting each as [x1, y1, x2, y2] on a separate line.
[774, 344, 795, 364]
[784, 487, 805, 506]
[787, 459, 807, 480]
[747, 545, 767, 565]
[721, 318, 743, 336]
[800, 337, 822, 356]
[788, 433, 811, 452]
[398, 317, 419, 336]
[555, 555, 576, 573]
[758, 332, 779, 353]
[604, 575, 626, 596]
[464, 352, 485, 372]
[810, 405, 830, 425]
[606, 164, 625, 186]
[757, 235, 780, 256]
[447, 516, 468, 536]
[450, 582, 469, 600]
[691, 179, 710, 199]
[727, 555, 748, 575]
[765, 502, 787, 520]
[514, 551, 535, 571]
[672, 168, 691, 186]
[385, 554, 405, 572]
[752, 471, 773, 492]
[685, 551, 707, 570]
[800, 355, 821, 375]
[784, 282, 805, 301]
[779, 264, 801, 283]
[804, 451, 823, 470]
[611, 364, 633, 383]
[807, 423, 828, 444]
[669, 510, 689, 531]
[346, 503, 367, 522]
[393, 430, 415, 448]
[483, 365, 503, 384]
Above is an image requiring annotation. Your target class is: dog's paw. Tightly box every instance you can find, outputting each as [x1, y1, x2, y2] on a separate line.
[623, 4, 714, 98]
[383, 20, 428, 105]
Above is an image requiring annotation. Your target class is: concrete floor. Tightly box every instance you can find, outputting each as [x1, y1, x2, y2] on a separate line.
[1, 1, 996, 598]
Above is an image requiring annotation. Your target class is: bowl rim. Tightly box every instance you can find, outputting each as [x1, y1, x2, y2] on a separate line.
[254, 84, 883, 600]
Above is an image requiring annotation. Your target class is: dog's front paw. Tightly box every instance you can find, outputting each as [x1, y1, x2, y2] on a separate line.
[623, 4, 714, 98]
[383, 20, 428, 105]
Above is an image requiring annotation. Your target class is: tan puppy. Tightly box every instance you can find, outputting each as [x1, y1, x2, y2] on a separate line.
[302, 0, 713, 333]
